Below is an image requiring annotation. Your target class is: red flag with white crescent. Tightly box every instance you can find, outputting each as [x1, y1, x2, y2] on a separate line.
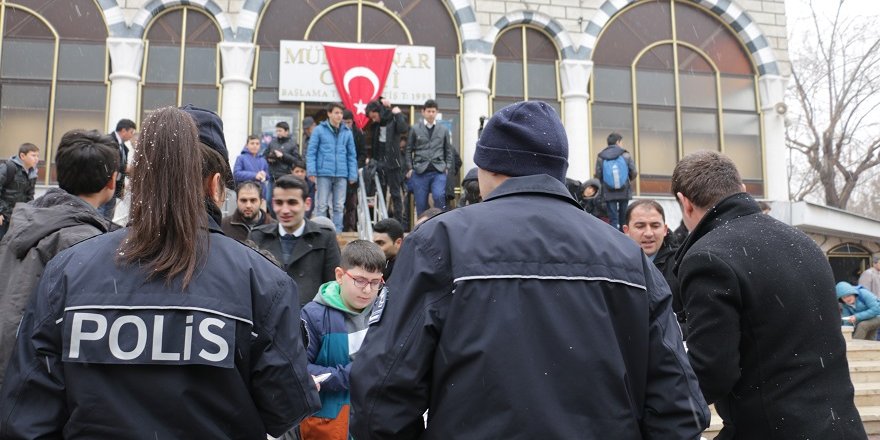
[323, 43, 397, 129]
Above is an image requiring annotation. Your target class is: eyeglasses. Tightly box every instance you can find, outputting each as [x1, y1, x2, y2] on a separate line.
[344, 270, 384, 290]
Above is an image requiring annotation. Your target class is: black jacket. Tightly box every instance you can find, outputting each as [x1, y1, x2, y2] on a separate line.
[107, 132, 129, 198]
[250, 219, 340, 306]
[652, 235, 685, 339]
[675, 193, 864, 439]
[0, 218, 321, 438]
[594, 145, 637, 201]
[350, 174, 709, 440]
[221, 208, 276, 243]
[0, 157, 36, 219]
[266, 136, 301, 181]
[369, 107, 409, 170]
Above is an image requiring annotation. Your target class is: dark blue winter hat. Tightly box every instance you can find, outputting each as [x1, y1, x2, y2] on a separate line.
[474, 101, 568, 183]
[180, 104, 228, 162]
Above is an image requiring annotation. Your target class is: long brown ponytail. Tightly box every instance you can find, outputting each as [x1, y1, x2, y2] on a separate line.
[117, 106, 207, 289]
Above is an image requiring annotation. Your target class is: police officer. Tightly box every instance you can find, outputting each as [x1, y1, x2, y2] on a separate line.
[0, 106, 320, 438]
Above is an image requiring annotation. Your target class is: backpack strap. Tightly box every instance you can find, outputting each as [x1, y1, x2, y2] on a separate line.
[0, 161, 13, 189]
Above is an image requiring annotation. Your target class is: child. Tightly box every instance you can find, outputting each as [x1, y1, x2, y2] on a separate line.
[233, 135, 270, 199]
[580, 179, 609, 223]
[300, 240, 386, 439]
[292, 157, 316, 219]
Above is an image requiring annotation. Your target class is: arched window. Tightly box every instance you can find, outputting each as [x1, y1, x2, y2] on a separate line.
[828, 243, 872, 285]
[0, 0, 107, 184]
[252, 0, 461, 149]
[591, 0, 762, 196]
[140, 7, 221, 121]
[492, 26, 561, 115]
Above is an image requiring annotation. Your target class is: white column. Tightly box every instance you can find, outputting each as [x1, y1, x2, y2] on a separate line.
[106, 37, 145, 133]
[758, 74, 789, 202]
[219, 42, 256, 167]
[460, 53, 495, 173]
[560, 59, 593, 181]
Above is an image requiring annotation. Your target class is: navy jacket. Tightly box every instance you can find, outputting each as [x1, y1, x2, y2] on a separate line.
[350, 174, 709, 440]
[0, 218, 321, 439]
[675, 193, 864, 439]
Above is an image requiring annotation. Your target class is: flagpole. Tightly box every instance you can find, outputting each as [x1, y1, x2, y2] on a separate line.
[357, 0, 362, 43]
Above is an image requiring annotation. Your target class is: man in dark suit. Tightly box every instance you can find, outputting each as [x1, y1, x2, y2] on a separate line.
[250, 175, 340, 306]
[97, 119, 136, 220]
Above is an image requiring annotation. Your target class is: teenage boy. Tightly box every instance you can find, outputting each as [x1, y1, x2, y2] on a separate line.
[307, 102, 358, 232]
[300, 240, 386, 439]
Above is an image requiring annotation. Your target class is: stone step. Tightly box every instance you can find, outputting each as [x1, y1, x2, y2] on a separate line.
[856, 383, 880, 408]
[847, 340, 880, 361]
[850, 361, 880, 383]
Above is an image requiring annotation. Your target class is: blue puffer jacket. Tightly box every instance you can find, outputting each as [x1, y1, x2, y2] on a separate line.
[837, 281, 880, 324]
[233, 147, 269, 186]
[306, 121, 357, 181]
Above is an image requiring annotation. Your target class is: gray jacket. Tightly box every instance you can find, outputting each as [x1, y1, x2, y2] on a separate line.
[405, 122, 455, 175]
[0, 188, 111, 388]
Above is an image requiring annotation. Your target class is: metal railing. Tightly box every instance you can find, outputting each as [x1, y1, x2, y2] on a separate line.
[356, 167, 388, 240]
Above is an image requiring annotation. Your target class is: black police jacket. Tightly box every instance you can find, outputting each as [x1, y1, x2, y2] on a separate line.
[0, 218, 321, 439]
[350, 174, 709, 440]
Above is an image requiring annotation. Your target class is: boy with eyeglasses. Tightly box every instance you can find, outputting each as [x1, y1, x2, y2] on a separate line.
[299, 239, 386, 439]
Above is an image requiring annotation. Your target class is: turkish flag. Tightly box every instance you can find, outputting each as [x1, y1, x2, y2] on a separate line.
[323, 43, 397, 129]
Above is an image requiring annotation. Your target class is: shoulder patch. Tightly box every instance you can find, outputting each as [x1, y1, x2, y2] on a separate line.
[368, 287, 388, 325]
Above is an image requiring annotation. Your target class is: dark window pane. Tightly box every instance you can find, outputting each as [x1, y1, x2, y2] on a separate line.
[636, 70, 675, 107]
[253, 90, 278, 104]
[591, 104, 633, 159]
[636, 43, 674, 71]
[528, 62, 557, 99]
[362, 5, 410, 45]
[0, 83, 49, 158]
[593, 0, 672, 67]
[12, 0, 107, 41]
[3, 7, 55, 40]
[184, 46, 217, 85]
[388, 0, 459, 57]
[182, 86, 218, 112]
[492, 98, 519, 115]
[256, 0, 327, 48]
[145, 45, 181, 84]
[58, 42, 105, 81]
[678, 45, 714, 73]
[252, 107, 300, 138]
[146, 9, 183, 44]
[723, 113, 762, 179]
[674, 2, 753, 75]
[53, 84, 107, 150]
[141, 86, 176, 115]
[636, 108, 676, 175]
[0, 39, 54, 79]
[436, 57, 457, 95]
[186, 9, 221, 46]
[681, 111, 718, 155]
[307, 5, 358, 43]
[257, 49, 279, 88]
[721, 75, 756, 111]
[525, 28, 557, 62]
[593, 66, 632, 104]
[495, 61, 523, 98]
[494, 28, 523, 61]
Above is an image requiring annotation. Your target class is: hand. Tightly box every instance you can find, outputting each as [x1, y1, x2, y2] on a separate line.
[405, 170, 412, 179]
[274, 150, 282, 158]
[849, 316, 857, 324]
[391, 106, 401, 115]
[365, 158, 371, 165]
[311, 376, 321, 392]
[256, 171, 266, 182]
[309, 176, 316, 183]
[349, 179, 357, 185]
[0, 215, 4, 226]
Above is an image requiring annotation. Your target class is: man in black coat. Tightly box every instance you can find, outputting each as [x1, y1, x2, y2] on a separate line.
[350, 101, 708, 439]
[623, 199, 686, 339]
[97, 119, 135, 221]
[673, 150, 865, 439]
[366, 99, 409, 226]
[0, 143, 39, 240]
[250, 175, 340, 306]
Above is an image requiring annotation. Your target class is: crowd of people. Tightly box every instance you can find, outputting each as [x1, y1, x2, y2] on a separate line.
[0, 99, 874, 439]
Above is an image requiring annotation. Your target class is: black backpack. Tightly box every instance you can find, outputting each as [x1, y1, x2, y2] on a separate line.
[0, 160, 15, 189]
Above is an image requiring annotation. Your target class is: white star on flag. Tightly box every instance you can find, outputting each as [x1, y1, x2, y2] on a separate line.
[355, 99, 367, 115]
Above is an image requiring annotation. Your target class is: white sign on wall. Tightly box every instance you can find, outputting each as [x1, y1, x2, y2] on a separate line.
[278, 40, 436, 105]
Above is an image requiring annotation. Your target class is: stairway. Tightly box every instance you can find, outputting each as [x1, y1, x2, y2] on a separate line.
[701, 328, 880, 438]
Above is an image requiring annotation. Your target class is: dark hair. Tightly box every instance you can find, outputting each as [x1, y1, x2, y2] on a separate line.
[246, 134, 259, 142]
[236, 180, 263, 199]
[55, 129, 119, 195]
[341, 239, 386, 273]
[462, 180, 481, 205]
[373, 218, 404, 241]
[118, 107, 206, 289]
[365, 100, 383, 115]
[343, 109, 354, 120]
[757, 201, 771, 212]
[327, 102, 345, 113]
[607, 132, 622, 146]
[625, 199, 666, 225]
[274, 174, 309, 200]
[671, 151, 743, 210]
[18, 143, 39, 155]
[200, 142, 234, 190]
[291, 157, 306, 171]
[417, 207, 443, 222]
[115, 119, 136, 132]
[423, 99, 438, 110]
[275, 121, 290, 131]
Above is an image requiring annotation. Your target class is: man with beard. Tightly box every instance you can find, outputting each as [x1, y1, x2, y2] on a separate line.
[222, 180, 275, 243]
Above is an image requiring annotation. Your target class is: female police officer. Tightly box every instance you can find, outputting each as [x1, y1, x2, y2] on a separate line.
[0, 106, 320, 438]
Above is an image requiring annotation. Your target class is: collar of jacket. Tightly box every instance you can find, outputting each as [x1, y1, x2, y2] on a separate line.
[673, 192, 760, 272]
[257, 218, 325, 238]
[482, 174, 582, 210]
[206, 208, 224, 234]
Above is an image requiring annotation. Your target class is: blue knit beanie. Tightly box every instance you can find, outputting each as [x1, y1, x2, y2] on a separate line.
[474, 101, 568, 183]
